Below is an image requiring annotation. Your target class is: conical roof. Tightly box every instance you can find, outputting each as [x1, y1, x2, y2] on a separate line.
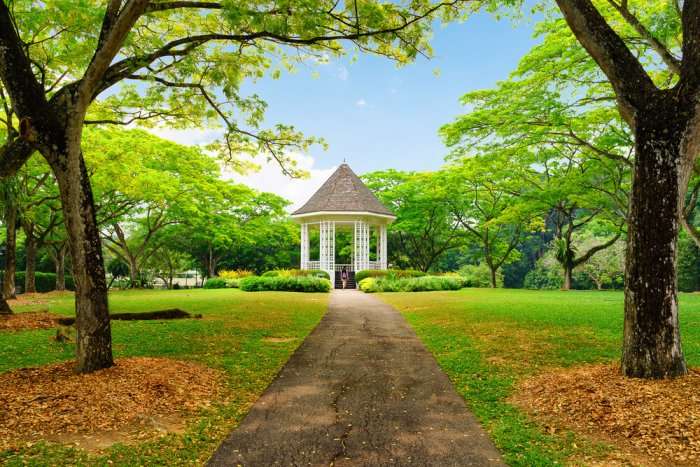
[292, 163, 395, 217]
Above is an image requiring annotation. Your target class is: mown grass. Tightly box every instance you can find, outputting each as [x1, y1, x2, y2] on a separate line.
[0, 288, 328, 466]
[378, 289, 700, 466]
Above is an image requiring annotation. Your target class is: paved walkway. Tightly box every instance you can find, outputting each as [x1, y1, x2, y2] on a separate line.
[208, 290, 504, 466]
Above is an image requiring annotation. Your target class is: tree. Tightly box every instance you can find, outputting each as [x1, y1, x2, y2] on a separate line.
[442, 156, 535, 287]
[575, 230, 625, 290]
[364, 170, 467, 272]
[0, 1, 461, 372]
[546, 0, 697, 378]
[0, 176, 20, 300]
[87, 129, 224, 286]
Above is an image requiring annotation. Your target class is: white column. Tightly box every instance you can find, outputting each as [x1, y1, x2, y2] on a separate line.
[353, 221, 370, 271]
[300, 223, 309, 270]
[380, 224, 388, 270]
[320, 221, 335, 285]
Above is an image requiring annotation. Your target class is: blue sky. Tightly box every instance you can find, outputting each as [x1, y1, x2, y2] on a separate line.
[239, 11, 540, 175]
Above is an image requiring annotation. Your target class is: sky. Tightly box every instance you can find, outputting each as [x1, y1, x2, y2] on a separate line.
[153, 10, 541, 211]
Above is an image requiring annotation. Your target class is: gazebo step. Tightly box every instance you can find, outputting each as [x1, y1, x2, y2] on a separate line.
[335, 271, 356, 289]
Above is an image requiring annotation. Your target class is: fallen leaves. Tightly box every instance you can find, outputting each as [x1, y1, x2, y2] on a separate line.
[0, 311, 62, 331]
[0, 357, 225, 450]
[511, 364, 700, 465]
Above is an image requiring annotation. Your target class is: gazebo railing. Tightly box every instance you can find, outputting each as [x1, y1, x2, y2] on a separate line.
[304, 261, 384, 272]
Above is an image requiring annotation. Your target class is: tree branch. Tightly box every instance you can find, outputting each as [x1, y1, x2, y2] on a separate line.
[554, 0, 658, 128]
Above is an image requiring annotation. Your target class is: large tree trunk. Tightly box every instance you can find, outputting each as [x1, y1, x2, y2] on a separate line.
[24, 233, 37, 293]
[3, 207, 17, 299]
[52, 149, 113, 373]
[622, 101, 688, 379]
[489, 266, 497, 288]
[0, 295, 12, 314]
[54, 244, 66, 291]
[562, 266, 573, 291]
[127, 255, 139, 288]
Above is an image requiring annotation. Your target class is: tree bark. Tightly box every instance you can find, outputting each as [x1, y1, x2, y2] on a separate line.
[489, 266, 497, 288]
[52, 150, 113, 373]
[24, 232, 37, 293]
[54, 244, 66, 291]
[0, 295, 12, 314]
[127, 254, 139, 288]
[622, 98, 689, 379]
[3, 206, 16, 299]
[562, 265, 573, 291]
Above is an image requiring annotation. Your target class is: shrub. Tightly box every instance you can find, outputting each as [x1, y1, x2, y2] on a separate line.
[218, 269, 254, 280]
[359, 275, 463, 293]
[13, 271, 75, 293]
[261, 269, 330, 280]
[523, 265, 563, 290]
[358, 277, 377, 292]
[224, 279, 240, 288]
[203, 277, 228, 289]
[355, 269, 425, 283]
[458, 264, 502, 288]
[239, 276, 331, 293]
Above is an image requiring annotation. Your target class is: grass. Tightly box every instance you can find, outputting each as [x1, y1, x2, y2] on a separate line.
[377, 288, 700, 466]
[0, 288, 328, 466]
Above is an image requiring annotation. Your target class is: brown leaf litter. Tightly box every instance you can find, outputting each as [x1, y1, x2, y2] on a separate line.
[0, 311, 63, 331]
[0, 357, 225, 451]
[511, 364, 700, 465]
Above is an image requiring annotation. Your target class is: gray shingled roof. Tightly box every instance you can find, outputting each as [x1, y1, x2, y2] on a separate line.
[292, 164, 395, 217]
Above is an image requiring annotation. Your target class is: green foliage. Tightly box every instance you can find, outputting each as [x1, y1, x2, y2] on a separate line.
[363, 170, 468, 271]
[678, 232, 700, 292]
[458, 264, 503, 288]
[203, 278, 228, 289]
[218, 270, 254, 280]
[13, 271, 74, 293]
[355, 269, 425, 282]
[239, 276, 331, 293]
[523, 265, 564, 290]
[261, 269, 330, 280]
[359, 275, 463, 293]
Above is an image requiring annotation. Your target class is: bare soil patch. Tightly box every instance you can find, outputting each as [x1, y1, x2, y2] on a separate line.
[0, 311, 62, 331]
[0, 357, 225, 451]
[511, 364, 700, 465]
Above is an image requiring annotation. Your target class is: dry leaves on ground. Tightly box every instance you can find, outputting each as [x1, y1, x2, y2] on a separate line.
[0, 311, 62, 331]
[511, 364, 700, 465]
[0, 357, 224, 450]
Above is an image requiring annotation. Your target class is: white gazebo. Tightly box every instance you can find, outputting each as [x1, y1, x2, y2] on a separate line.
[291, 163, 396, 287]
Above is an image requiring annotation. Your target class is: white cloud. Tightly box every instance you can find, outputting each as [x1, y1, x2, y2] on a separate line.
[223, 153, 336, 213]
[355, 98, 367, 108]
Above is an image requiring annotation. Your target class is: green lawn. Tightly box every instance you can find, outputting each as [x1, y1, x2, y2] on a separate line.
[0, 288, 328, 466]
[378, 288, 700, 466]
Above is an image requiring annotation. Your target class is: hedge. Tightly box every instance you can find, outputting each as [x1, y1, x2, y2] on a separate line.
[203, 277, 228, 289]
[11, 271, 75, 293]
[354, 269, 425, 283]
[239, 276, 331, 293]
[359, 275, 463, 293]
[261, 269, 330, 280]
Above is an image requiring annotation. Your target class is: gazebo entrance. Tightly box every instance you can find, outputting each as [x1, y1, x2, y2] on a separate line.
[291, 164, 396, 288]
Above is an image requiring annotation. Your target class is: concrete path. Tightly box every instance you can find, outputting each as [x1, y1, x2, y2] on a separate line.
[208, 290, 504, 467]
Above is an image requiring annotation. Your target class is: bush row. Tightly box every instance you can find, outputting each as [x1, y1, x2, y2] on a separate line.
[359, 275, 463, 293]
[262, 269, 330, 280]
[239, 276, 331, 293]
[4, 271, 75, 293]
[354, 269, 425, 283]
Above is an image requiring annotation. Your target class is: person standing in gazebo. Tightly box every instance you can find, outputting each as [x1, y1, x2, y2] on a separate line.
[341, 266, 349, 289]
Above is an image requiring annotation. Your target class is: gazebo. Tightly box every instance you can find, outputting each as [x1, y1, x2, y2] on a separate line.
[291, 163, 396, 287]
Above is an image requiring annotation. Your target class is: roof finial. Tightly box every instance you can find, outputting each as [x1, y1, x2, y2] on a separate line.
[343, 157, 346, 164]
